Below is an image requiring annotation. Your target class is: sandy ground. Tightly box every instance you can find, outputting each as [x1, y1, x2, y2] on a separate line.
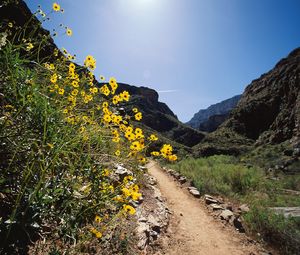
[146, 161, 267, 255]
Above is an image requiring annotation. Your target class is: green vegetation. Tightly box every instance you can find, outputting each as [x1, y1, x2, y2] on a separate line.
[167, 155, 300, 254]
[0, 2, 177, 254]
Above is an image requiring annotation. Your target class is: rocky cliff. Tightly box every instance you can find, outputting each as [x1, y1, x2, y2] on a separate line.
[196, 48, 300, 158]
[223, 48, 300, 144]
[187, 95, 241, 131]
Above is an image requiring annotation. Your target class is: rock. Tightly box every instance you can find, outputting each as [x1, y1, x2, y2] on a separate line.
[188, 186, 198, 191]
[136, 222, 150, 250]
[239, 204, 250, 213]
[178, 176, 187, 184]
[204, 195, 219, 205]
[138, 217, 147, 223]
[152, 186, 163, 202]
[148, 214, 161, 233]
[173, 172, 181, 179]
[220, 209, 234, 221]
[148, 176, 157, 186]
[210, 204, 224, 210]
[137, 222, 150, 234]
[189, 189, 201, 198]
[115, 164, 133, 180]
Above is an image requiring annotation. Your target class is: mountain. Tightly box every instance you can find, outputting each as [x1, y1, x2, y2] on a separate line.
[186, 95, 241, 131]
[115, 83, 205, 147]
[196, 48, 300, 158]
[0, 1, 205, 149]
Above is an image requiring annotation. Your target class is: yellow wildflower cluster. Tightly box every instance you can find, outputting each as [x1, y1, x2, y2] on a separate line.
[84, 55, 96, 70]
[160, 144, 177, 161]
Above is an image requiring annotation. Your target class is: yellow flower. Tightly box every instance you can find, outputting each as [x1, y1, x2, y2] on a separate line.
[103, 114, 111, 123]
[71, 89, 78, 96]
[126, 126, 133, 133]
[95, 215, 102, 223]
[121, 91, 130, 101]
[135, 112, 142, 121]
[100, 75, 105, 81]
[168, 154, 178, 161]
[95, 231, 102, 238]
[102, 101, 108, 108]
[50, 73, 57, 83]
[52, 2, 61, 12]
[72, 80, 79, 88]
[100, 84, 110, 96]
[125, 131, 135, 141]
[115, 150, 121, 156]
[138, 157, 146, 164]
[160, 144, 173, 157]
[58, 88, 65, 95]
[103, 169, 110, 177]
[131, 192, 142, 201]
[112, 137, 120, 143]
[84, 55, 96, 70]
[132, 107, 138, 113]
[69, 63, 75, 70]
[151, 151, 160, 156]
[122, 187, 130, 197]
[90, 228, 102, 239]
[149, 134, 158, 141]
[112, 95, 120, 105]
[66, 28, 73, 36]
[26, 43, 34, 51]
[123, 204, 136, 215]
[130, 141, 141, 151]
[8, 22, 13, 28]
[92, 87, 98, 94]
[109, 77, 118, 90]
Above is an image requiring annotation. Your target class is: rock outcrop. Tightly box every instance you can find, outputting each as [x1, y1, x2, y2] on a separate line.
[223, 48, 300, 144]
[195, 48, 300, 157]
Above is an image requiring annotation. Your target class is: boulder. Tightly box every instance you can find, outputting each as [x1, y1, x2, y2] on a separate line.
[178, 176, 187, 184]
[189, 189, 201, 198]
[220, 209, 234, 221]
[210, 204, 224, 210]
[204, 195, 219, 205]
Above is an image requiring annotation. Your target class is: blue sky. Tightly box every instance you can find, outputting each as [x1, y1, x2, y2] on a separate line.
[25, 0, 300, 122]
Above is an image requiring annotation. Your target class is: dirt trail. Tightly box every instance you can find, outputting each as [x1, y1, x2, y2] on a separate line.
[146, 161, 264, 255]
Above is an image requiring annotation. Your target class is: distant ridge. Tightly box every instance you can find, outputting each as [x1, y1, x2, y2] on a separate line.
[186, 95, 241, 131]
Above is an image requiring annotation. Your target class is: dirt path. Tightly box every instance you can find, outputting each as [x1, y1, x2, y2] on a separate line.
[146, 161, 264, 255]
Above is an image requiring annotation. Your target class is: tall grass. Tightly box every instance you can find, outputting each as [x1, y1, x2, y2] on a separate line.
[167, 155, 300, 254]
[169, 155, 264, 197]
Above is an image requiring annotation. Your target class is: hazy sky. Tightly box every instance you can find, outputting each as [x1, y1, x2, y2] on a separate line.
[25, 0, 300, 122]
